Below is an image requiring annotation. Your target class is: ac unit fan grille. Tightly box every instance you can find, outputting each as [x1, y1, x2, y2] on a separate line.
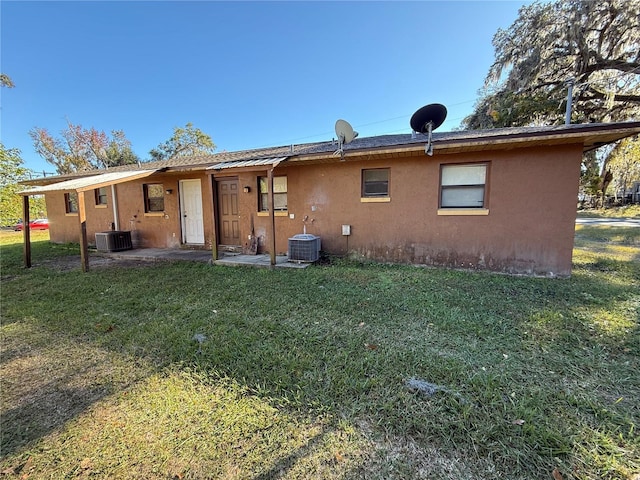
[288, 234, 320, 262]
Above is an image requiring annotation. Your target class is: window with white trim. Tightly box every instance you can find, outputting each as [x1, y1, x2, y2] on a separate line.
[440, 164, 487, 208]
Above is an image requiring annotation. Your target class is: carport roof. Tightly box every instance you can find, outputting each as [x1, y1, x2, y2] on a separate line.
[18, 169, 157, 196]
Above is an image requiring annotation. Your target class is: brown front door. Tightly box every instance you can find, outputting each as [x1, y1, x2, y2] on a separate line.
[217, 178, 240, 246]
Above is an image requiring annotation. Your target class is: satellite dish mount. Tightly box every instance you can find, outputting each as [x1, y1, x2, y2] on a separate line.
[334, 119, 358, 160]
[410, 103, 447, 156]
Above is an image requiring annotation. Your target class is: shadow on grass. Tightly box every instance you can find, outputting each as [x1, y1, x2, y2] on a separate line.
[1, 387, 110, 456]
[253, 428, 327, 480]
[0, 327, 152, 459]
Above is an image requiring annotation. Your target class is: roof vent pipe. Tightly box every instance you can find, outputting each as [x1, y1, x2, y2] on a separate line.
[565, 78, 574, 125]
[290, 144, 294, 153]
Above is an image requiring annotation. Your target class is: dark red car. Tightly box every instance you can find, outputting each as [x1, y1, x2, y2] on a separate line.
[14, 219, 49, 231]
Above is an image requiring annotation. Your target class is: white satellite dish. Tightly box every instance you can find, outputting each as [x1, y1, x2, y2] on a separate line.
[335, 119, 358, 144]
[334, 119, 359, 159]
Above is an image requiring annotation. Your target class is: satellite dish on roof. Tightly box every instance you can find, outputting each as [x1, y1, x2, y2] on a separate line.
[334, 119, 359, 159]
[410, 103, 447, 156]
[335, 119, 358, 144]
[410, 104, 447, 133]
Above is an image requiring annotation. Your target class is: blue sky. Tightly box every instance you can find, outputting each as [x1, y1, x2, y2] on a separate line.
[1, 1, 529, 175]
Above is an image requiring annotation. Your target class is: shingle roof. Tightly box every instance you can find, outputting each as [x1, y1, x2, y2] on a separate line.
[21, 121, 640, 186]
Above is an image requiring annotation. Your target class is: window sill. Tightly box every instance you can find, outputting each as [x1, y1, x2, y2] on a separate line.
[144, 212, 165, 217]
[95, 205, 108, 209]
[257, 211, 288, 217]
[360, 197, 390, 203]
[437, 209, 489, 216]
[65, 213, 78, 217]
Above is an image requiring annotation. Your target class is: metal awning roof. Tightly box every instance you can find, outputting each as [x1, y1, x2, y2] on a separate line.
[19, 169, 157, 195]
[208, 157, 288, 170]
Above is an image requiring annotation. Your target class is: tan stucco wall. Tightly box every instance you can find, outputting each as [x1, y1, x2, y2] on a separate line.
[47, 173, 214, 250]
[44, 143, 582, 276]
[246, 143, 582, 276]
[45, 190, 118, 244]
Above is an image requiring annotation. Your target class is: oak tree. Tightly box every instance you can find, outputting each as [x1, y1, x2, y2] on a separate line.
[463, 0, 640, 129]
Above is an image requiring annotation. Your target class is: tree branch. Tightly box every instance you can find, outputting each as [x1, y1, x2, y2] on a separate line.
[582, 57, 640, 75]
[585, 86, 640, 103]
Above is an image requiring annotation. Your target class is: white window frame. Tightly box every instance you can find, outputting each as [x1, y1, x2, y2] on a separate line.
[439, 163, 488, 210]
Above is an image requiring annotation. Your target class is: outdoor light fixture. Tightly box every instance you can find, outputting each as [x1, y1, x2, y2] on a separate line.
[165, 189, 173, 195]
[243, 186, 251, 193]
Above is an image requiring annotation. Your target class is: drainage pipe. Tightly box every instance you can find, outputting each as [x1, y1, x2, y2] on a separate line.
[111, 184, 120, 230]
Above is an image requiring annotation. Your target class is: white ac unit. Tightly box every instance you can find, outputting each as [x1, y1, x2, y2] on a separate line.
[288, 234, 321, 262]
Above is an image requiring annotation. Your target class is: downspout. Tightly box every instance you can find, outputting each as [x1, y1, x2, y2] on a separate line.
[111, 184, 120, 230]
[565, 78, 574, 125]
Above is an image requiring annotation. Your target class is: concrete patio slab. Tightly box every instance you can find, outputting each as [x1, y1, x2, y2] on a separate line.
[97, 248, 311, 269]
[214, 253, 310, 269]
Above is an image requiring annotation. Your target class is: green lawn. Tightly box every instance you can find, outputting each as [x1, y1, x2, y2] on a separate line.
[1, 228, 638, 479]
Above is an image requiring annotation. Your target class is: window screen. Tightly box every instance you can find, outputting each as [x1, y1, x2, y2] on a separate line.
[362, 169, 389, 197]
[440, 164, 487, 208]
[144, 183, 164, 212]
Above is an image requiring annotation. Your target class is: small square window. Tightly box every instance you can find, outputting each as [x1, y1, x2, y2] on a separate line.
[144, 183, 164, 212]
[362, 169, 389, 197]
[440, 164, 487, 208]
[258, 176, 287, 211]
[65, 192, 78, 213]
[95, 187, 108, 205]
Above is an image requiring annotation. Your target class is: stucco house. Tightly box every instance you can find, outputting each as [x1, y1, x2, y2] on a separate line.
[20, 121, 640, 276]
